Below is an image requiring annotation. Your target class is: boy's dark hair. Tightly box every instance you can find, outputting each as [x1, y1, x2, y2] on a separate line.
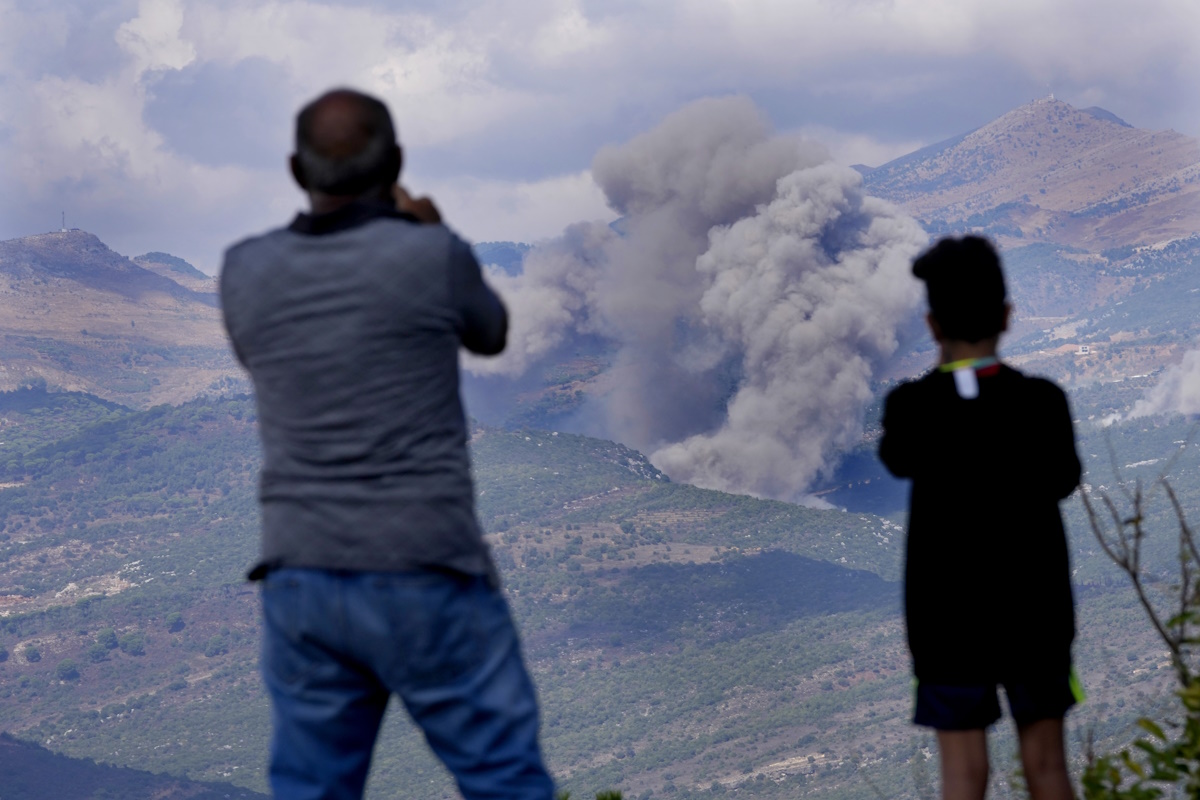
[913, 235, 1007, 343]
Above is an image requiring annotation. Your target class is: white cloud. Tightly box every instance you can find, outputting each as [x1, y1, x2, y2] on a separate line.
[1, 0, 1196, 270]
[425, 170, 615, 244]
[528, 0, 613, 64]
[183, 2, 540, 148]
[795, 126, 927, 169]
[115, 0, 195, 73]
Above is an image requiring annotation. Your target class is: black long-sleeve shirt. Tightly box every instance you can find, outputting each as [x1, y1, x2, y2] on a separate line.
[879, 363, 1082, 683]
[220, 201, 506, 580]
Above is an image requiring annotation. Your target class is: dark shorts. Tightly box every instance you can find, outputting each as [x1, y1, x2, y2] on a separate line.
[913, 671, 1084, 730]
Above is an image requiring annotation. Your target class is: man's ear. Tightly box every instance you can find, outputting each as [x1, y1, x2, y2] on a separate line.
[289, 154, 308, 190]
[925, 312, 944, 342]
[1001, 302, 1012, 333]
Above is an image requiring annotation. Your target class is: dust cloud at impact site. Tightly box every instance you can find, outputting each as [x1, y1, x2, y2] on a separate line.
[464, 96, 928, 502]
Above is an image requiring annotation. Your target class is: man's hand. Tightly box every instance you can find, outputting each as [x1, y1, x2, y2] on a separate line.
[392, 184, 442, 224]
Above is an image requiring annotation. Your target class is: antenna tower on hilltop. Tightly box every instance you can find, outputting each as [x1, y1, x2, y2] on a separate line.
[60, 211, 66, 233]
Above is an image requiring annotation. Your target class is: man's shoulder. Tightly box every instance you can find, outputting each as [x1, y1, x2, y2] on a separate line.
[360, 217, 464, 254]
[222, 226, 293, 271]
[221, 216, 475, 297]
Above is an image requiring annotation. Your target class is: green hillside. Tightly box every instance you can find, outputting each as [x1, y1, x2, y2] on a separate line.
[0, 388, 1187, 798]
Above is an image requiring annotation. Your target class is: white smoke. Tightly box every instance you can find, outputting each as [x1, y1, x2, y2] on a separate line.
[1129, 349, 1200, 419]
[466, 96, 927, 501]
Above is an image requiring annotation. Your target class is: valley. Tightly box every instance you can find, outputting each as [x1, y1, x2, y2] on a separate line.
[0, 389, 1191, 798]
[0, 95, 1197, 798]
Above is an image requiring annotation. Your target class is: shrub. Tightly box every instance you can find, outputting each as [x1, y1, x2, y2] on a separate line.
[96, 627, 118, 650]
[204, 636, 229, 658]
[55, 659, 80, 681]
[23, 644, 40, 663]
[118, 632, 146, 656]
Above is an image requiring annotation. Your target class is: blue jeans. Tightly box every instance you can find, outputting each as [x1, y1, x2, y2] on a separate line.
[260, 568, 555, 800]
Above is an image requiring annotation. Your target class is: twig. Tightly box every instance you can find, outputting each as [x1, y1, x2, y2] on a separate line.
[1163, 481, 1200, 573]
[1083, 476, 1189, 686]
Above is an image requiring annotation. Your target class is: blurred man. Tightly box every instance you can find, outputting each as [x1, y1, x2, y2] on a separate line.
[220, 88, 554, 800]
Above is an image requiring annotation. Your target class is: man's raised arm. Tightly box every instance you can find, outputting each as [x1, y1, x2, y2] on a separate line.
[450, 236, 508, 356]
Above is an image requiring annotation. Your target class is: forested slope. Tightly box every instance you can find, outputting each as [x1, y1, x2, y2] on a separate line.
[0, 388, 1186, 798]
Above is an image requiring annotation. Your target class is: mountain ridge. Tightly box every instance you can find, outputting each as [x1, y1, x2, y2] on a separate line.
[0, 230, 242, 407]
[863, 98, 1200, 251]
[132, 251, 216, 294]
[1, 231, 215, 307]
[0, 96, 1196, 799]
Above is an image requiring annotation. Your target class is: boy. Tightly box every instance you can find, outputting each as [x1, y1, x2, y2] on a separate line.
[879, 236, 1082, 800]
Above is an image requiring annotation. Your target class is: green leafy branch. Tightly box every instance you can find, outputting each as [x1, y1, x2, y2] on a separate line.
[1080, 466, 1200, 798]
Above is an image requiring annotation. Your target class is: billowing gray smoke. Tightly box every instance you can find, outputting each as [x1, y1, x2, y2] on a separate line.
[466, 96, 927, 501]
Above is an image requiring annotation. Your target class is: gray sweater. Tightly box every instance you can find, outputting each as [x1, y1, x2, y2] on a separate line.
[220, 202, 506, 581]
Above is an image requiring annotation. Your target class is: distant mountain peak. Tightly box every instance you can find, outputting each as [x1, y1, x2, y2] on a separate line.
[0, 230, 215, 304]
[16, 228, 106, 249]
[0, 230, 233, 406]
[1081, 106, 1133, 128]
[974, 97, 1133, 138]
[863, 98, 1200, 250]
[133, 251, 216, 292]
[134, 251, 209, 280]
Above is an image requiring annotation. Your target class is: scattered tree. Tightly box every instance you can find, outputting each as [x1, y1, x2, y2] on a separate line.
[96, 628, 118, 650]
[118, 632, 145, 656]
[204, 636, 229, 658]
[55, 659, 80, 681]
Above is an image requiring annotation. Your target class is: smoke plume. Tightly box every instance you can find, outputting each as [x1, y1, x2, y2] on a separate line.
[466, 96, 927, 501]
[1129, 349, 1200, 419]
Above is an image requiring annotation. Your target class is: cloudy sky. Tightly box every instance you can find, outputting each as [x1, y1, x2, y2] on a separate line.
[2, 0, 1197, 273]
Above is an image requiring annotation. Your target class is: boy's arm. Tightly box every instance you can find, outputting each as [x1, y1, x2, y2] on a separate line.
[879, 386, 921, 478]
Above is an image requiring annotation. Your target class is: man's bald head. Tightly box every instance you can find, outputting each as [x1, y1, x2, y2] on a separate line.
[292, 89, 401, 197]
